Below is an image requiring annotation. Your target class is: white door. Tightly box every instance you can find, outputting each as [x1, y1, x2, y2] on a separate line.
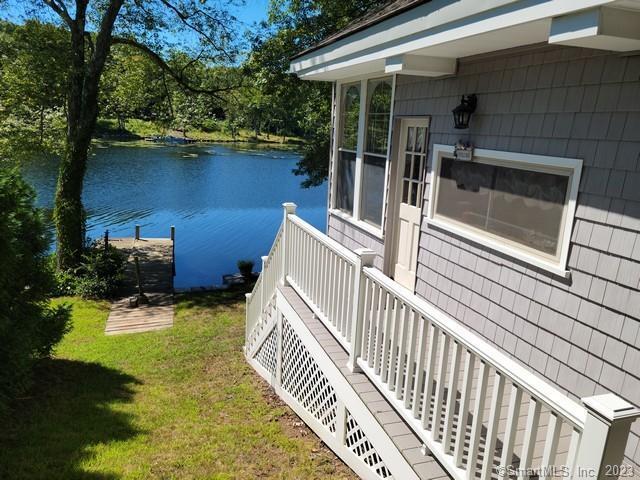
[391, 118, 429, 290]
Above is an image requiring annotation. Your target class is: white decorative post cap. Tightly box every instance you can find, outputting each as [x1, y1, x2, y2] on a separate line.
[282, 202, 297, 215]
[354, 248, 377, 266]
[582, 394, 640, 423]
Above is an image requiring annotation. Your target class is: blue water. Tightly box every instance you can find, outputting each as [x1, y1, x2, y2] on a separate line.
[22, 142, 327, 288]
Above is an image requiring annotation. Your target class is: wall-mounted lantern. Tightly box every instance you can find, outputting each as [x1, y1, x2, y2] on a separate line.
[452, 94, 477, 129]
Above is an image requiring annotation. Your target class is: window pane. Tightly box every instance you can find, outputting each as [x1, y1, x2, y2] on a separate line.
[404, 153, 412, 179]
[415, 127, 426, 152]
[340, 84, 360, 150]
[361, 154, 386, 226]
[412, 154, 423, 181]
[365, 78, 392, 155]
[336, 151, 356, 214]
[406, 127, 415, 151]
[435, 156, 569, 257]
[436, 157, 493, 231]
[489, 167, 568, 255]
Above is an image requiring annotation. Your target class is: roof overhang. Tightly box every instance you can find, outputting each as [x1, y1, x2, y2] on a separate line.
[290, 0, 640, 81]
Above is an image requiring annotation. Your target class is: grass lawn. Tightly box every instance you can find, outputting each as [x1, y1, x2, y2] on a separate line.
[0, 289, 355, 479]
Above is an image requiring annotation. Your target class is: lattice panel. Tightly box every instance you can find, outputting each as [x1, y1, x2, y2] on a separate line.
[345, 409, 392, 479]
[281, 318, 338, 433]
[254, 325, 278, 375]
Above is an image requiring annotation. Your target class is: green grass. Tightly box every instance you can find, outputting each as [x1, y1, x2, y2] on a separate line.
[0, 289, 355, 479]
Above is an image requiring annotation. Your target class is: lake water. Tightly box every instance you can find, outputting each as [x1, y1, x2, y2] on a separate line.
[22, 142, 327, 288]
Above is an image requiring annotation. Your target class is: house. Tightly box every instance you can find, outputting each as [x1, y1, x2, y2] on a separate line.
[245, 1, 640, 479]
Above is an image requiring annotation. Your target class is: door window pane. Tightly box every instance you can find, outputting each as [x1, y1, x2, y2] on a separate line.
[361, 154, 386, 226]
[435, 157, 569, 257]
[336, 151, 356, 214]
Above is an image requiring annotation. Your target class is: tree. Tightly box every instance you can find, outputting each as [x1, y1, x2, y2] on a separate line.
[0, 20, 70, 162]
[0, 168, 71, 415]
[4, 0, 241, 269]
[249, 0, 388, 186]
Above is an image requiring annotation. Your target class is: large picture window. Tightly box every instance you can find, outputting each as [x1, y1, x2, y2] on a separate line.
[332, 76, 393, 234]
[428, 145, 582, 275]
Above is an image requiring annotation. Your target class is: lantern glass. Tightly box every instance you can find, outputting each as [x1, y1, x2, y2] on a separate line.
[452, 94, 477, 129]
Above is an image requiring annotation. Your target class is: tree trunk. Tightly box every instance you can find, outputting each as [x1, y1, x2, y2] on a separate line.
[53, 0, 123, 270]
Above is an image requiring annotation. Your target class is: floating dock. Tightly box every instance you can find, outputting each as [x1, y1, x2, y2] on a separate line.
[105, 226, 175, 335]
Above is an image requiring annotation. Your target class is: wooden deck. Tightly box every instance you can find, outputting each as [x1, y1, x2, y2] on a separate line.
[105, 236, 175, 335]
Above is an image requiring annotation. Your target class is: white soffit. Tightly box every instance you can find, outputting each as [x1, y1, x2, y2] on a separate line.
[549, 6, 640, 51]
[290, 0, 621, 81]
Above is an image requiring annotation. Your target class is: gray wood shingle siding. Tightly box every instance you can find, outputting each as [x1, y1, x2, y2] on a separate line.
[326, 44, 640, 470]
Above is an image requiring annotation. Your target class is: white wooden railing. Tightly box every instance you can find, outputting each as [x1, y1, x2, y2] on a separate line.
[246, 203, 640, 480]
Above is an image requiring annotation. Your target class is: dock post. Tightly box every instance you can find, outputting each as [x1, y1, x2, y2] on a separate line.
[135, 224, 140, 240]
[170, 225, 176, 277]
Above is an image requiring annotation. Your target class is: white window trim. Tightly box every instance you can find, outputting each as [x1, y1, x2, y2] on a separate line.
[330, 74, 396, 239]
[426, 144, 582, 278]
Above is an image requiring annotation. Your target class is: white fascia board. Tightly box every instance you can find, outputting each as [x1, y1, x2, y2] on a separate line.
[290, 0, 616, 80]
[384, 54, 456, 77]
[549, 6, 640, 51]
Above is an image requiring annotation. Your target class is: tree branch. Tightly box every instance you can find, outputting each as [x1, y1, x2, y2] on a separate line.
[111, 37, 241, 100]
[157, 0, 234, 63]
[42, 0, 73, 27]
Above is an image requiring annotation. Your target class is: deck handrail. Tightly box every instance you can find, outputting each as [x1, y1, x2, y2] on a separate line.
[245, 202, 640, 480]
[364, 266, 586, 429]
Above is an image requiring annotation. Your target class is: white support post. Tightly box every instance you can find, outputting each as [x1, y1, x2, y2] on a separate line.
[281, 202, 297, 285]
[261, 255, 268, 312]
[347, 248, 376, 373]
[245, 292, 252, 345]
[574, 394, 640, 480]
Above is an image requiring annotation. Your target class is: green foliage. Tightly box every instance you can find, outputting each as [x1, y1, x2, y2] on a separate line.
[247, 0, 389, 186]
[0, 168, 71, 416]
[237, 259, 255, 278]
[0, 20, 69, 163]
[52, 243, 127, 300]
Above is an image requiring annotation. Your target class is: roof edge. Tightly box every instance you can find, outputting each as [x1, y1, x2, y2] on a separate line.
[290, 0, 431, 60]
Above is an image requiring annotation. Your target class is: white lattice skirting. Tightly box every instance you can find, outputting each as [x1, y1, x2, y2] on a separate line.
[246, 289, 420, 480]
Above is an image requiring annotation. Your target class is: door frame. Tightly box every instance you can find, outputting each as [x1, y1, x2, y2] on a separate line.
[383, 116, 431, 292]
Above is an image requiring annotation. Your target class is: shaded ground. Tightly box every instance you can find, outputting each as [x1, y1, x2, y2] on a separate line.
[0, 288, 356, 479]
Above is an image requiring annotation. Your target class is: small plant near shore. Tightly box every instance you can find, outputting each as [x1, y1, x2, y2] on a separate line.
[52, 241, 126, 299]
[237, 259, 255, 283]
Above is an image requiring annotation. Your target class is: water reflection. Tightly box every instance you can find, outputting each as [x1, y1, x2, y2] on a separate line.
[22, 142, 327, 287]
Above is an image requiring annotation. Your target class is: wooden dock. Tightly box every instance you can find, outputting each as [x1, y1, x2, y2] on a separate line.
[105, 227, 176, 335]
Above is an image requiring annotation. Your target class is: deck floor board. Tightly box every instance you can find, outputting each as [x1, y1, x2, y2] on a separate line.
[105, 237, 175, 335]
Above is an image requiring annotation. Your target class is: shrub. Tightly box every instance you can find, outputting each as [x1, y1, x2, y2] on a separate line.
[237, 259, 254, 282]
[51, 241, 127, 299]
[0, 169, 71, 416]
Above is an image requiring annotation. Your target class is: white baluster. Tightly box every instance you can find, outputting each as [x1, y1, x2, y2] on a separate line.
[467, 360, 489, 480]
[432, 331, 451, 439]
[421, 323, 440, 430]
[454, 350, 475, 467]
[480, 371, 505, 480]
[499, 384, 523, 479]
[519, 397, 542, 480]
[443, 340, 462, 451]
[347, 248, 376, 373]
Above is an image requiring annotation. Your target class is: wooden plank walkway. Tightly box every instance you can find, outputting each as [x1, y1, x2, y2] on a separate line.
[105, 235, 175, 335]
